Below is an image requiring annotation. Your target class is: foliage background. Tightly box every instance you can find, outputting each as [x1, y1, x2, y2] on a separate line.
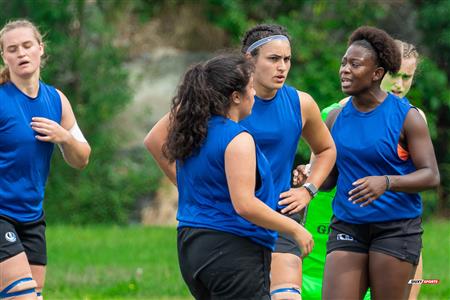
[0, 0, 448, 222]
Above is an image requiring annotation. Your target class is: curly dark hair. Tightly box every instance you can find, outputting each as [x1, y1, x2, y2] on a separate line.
[348, 26, 401, 74]
[241, 24, 291, 56]
[164, 53, 254, 163]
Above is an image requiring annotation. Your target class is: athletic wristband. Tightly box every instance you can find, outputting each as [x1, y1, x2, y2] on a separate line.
[384, 175, 391, 191]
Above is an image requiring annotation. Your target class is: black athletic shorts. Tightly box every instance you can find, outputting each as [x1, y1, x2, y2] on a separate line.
[274, 212, 301, 257]
[0, 214, 47, 265]
[326, 216, 422, 265]
[177, 227, 271, 300]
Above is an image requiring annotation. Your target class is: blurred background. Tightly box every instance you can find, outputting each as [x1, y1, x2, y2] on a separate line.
[1, 0, 448, 299]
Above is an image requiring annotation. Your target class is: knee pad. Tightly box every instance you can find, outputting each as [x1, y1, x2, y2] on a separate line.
[0, 277, 37, 299]
[271, 284, 302, 300]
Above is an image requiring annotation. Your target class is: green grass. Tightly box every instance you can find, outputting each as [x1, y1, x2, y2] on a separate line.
[46, 225, 191, 299]
[45, 220, 449, 299]
[420, 219, 450, 300]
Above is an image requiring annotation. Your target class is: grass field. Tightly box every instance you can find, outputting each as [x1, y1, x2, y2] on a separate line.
[45, 219, 449, 299]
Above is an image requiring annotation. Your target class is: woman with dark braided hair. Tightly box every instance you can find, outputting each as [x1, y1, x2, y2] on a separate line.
[144, 53, 313, 300]
[239, 24, 336, 299]
[322, 26, 439, 300]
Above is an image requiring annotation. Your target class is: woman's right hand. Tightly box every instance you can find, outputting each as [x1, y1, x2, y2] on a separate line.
[292, 164, 311, 187]
[294, 225, 314, 258]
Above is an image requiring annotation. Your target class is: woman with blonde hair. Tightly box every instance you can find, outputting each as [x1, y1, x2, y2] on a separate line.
[0, 19, 91, 299]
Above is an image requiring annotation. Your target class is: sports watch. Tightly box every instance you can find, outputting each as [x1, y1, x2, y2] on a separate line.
[302, 182, 318, 198]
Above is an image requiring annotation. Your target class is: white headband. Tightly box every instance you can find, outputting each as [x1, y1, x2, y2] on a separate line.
[246, 35, 289, 54]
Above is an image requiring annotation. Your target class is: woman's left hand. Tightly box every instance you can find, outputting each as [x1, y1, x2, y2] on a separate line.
[348, 176, 387, 207]
[31, 117, 70, 144]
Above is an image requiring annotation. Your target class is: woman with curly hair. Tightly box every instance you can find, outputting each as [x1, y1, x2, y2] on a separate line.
[144, 53, 313, 299]
[321, 26, 439, 299]
[298, 39, 426, 300]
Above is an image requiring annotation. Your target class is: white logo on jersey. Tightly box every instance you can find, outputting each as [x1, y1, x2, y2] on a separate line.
[5, 232, 17, 242]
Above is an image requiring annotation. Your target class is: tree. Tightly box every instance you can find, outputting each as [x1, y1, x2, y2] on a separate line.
[0, 0, 160, 224]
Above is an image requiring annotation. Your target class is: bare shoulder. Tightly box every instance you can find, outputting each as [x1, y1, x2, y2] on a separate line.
[404, 107, 427, 130]
[417, 107, 427, 123]
[325, 106, 343, 130]
[297, 90, 316, 106]
[56, 89, 76, 128]
[297, 90, 320, 112]
[56, 89, 72, 109]
[339, 96, 350, 106]
[227, 131, 255, 152]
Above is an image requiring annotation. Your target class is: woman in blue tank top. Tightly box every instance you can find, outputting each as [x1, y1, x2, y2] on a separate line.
[145, 53, 313, 300]
[239, 24, 336, 299]
[321, 26, 440, 300]
[0, 20, 91, 299]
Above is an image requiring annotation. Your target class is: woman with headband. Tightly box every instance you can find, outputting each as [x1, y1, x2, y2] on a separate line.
[321, 26, 439, 299]
[240, 24, 336, 300]
[144, 53, 314, 299]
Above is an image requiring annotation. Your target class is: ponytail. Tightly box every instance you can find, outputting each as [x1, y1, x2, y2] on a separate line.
[164, 64, 215, 162]
[164, 53, 253, 162]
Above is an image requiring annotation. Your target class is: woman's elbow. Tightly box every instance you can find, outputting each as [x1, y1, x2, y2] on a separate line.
[430, 171, 440, 189]
[76, 157, 89, 170]
[233, 199, 254, 219]
[144, 134, 159, 155]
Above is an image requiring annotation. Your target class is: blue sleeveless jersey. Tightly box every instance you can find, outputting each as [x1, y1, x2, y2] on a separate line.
[240, 85, 302, 209]
[0, 81, 62, 222]
[176, 115, 278, 250]
[331, 93, 421, 223]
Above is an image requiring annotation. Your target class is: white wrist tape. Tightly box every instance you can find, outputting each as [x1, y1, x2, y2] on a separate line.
[69, 122, 87, 143]
[57, 122, 87, 156]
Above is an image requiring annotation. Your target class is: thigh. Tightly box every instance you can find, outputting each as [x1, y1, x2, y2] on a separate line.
[0, 252, 36, 300]
[408, 253, 422, 300]
[30, 265, 46, 292]
[369, 251, 415, 300]
[270, 252, 302, 287]
[323, 250, 369, 300]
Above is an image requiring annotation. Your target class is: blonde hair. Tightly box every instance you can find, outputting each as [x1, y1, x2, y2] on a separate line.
[395, 39, 419, 62]
[0, 19, 44, 84]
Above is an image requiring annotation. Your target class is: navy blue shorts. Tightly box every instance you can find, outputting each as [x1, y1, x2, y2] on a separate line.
[0, 214, 47, 265]
[326, 216, 422, 265]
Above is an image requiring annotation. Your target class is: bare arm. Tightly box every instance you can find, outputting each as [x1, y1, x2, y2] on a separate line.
[31, 90, 91, 169]
[389, 108, 439, 191]
[225, 132, 313, 256]
[299, 91, 336, 189]
[143, 113, 177, 185]
[279, 92, 336, 214]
